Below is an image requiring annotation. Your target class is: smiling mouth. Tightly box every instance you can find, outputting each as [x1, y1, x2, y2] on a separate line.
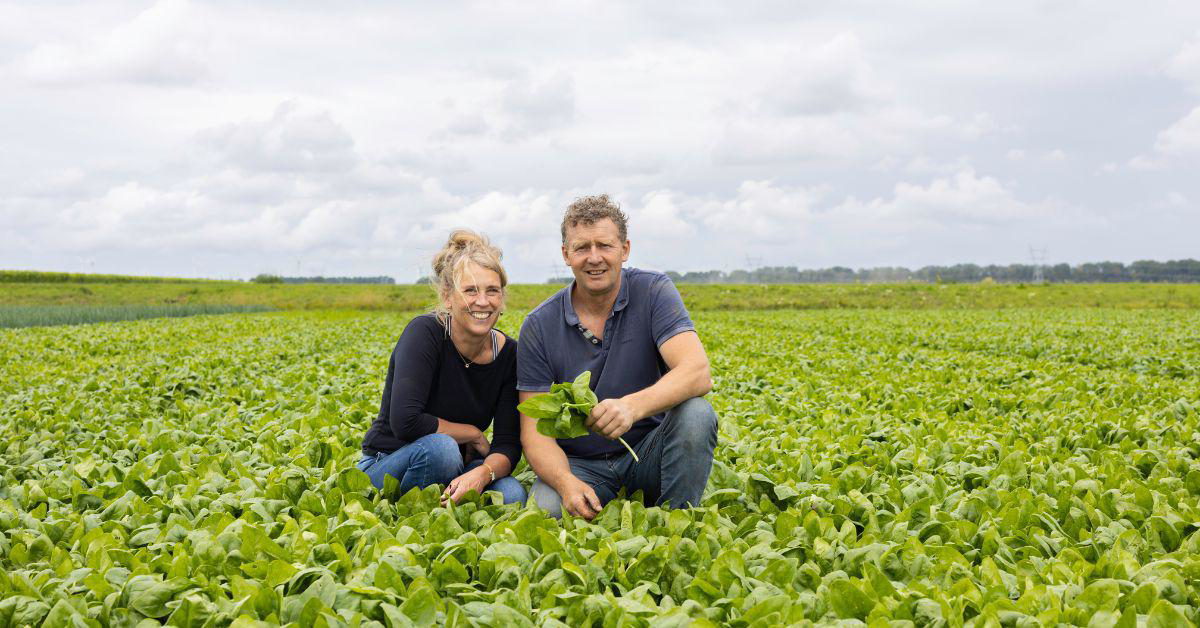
[585, 269, 605, 277]
[468, 311, 493, 320]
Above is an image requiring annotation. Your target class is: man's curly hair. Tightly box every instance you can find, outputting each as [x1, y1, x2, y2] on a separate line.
[560, 194, 629, 245]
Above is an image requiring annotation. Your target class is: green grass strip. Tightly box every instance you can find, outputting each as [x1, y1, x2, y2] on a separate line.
[0, 304, 275, 328]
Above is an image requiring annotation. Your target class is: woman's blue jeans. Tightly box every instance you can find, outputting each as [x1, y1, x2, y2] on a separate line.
[356, 433, 526, 505]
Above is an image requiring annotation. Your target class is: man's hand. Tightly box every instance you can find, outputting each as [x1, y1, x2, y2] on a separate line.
[442, 466, 490, 504]
[560, 477, 603, 520]
[587, 397, 638, 440]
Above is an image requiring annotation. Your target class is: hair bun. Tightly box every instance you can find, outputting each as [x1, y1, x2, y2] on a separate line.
[448, 229, 483, 251]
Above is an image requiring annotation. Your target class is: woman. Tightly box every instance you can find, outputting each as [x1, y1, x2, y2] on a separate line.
[358, 230, 526, 505]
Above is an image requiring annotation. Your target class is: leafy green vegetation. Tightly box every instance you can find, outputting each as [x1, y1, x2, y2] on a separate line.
[1, 307, 1198, 625]
[0, 305, 275, 329]
[518, 371, 640, 462]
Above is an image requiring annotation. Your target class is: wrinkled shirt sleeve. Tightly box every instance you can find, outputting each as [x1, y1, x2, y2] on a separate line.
[386, 317, 442, 441]
[649, 275, 695, 347]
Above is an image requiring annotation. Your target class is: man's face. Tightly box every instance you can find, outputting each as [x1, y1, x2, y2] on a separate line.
[562, 218, 630, 297]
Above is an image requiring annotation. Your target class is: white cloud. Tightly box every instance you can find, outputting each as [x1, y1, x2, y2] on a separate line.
[904, 155, 972, 175]
[762, 32, 890, 116]
[713, 116, 865, 164]
[709, 32, 984, 166]
[1153, 106, 1200, 155]
[436, 112, 490, 139]
[633, 192, 696, 239]
[1129, 34, 1200, 168]
[697, 180, 823, 242]
[1166, 30, 1200, 90]
[833, 169, 1052, 225]
[195, 101, 359, 174]
[17, 0, 211, 86]
[500, 73, 576, 140]
[1127, 155, 1166, 171]
[611, 171, 1095, 271]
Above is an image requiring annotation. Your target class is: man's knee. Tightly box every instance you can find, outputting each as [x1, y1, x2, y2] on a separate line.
[490, 477, 528, 506]
[668, 397, 718, 448]
[417, 433, 463, 483]
[529, 480, 563, 519]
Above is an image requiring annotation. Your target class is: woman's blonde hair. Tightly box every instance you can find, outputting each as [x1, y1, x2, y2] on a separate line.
[431, 229, 508, 324]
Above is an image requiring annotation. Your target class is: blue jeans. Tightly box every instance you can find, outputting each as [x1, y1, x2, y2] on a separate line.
[530, 397, 718, 518]
[356, 433, 527, 505]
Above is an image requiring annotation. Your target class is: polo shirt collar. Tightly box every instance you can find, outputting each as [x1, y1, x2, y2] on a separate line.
[562, 267, 630, 326]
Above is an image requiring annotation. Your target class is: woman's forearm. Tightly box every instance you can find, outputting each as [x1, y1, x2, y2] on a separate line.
[436, 419, 483, 444]
[481, 452, 512, 478]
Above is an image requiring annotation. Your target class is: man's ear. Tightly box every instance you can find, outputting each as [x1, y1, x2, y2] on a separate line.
[621, 239, 630, 263]
[561, 244, 569, 264]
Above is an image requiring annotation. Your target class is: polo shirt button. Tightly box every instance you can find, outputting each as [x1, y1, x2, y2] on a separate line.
[591, 338, 598, 344]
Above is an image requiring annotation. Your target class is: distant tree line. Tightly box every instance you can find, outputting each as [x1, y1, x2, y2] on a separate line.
[664, 259, 1200, 284]
[255, 275, 396, 284]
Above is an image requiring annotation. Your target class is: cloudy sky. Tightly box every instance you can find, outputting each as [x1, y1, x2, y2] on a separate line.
[2, 1, 1198, 282]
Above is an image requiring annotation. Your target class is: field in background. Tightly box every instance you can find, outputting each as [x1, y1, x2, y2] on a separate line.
[0, 304, 275, 329]
[0, 270, 223, 284]
[1, 307, 1197, 624]
[4, 280, 1200, 311]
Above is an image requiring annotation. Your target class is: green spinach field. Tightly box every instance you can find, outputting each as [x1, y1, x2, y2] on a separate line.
[2, 308, 1198, 626]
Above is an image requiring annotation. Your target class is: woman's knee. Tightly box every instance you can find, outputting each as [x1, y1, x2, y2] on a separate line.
[414, 433, 463, 483]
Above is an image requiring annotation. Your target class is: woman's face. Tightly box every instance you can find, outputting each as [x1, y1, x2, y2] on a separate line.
[444, 261, 505, 339]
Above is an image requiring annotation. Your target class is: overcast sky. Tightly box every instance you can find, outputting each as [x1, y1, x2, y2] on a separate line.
[2, 1, 1198, 282]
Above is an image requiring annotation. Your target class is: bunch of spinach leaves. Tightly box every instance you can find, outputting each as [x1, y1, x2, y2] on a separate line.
[517, 371, 640, 462]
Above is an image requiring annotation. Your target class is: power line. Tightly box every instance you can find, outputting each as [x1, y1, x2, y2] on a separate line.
[1028, 246, 1048, 283]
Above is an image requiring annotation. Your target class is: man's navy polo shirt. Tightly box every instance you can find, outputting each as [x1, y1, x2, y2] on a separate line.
[517, 267, 696, 458]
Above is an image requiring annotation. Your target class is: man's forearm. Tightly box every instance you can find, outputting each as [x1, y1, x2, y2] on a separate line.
[624, 359, 712, 420]
[520, 412, 578, 493]
[523, 435, 576, 493]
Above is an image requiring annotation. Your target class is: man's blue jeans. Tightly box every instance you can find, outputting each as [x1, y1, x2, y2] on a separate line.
[530, 397, 718, 517]
[356, 433, 527, 505]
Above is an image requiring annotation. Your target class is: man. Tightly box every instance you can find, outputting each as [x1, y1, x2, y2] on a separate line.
[517, 194, 718, 519]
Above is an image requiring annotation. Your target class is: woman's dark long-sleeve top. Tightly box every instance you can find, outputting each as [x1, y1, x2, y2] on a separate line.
[361, 313, 521, 470]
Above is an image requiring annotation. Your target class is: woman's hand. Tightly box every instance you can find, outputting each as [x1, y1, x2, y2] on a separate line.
[441, 466, 491, 504]
[436, 420, 490, 462]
